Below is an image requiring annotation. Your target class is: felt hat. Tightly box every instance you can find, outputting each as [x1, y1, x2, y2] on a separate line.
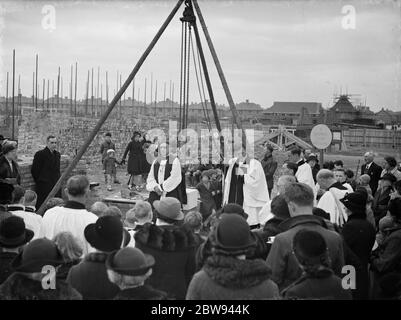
[213, 214, 256, 254]
[153, 197, 184, 221]
[84, 216, 131, 252]
[0, 216, 34, 248]
[293, 229, 329, 266]
[340, 191, 367, 213]
[11, 238, 64, 273]
[106, 247, 155, 276]
[218, 203, 248, 220]
[2, 142, 17, 155]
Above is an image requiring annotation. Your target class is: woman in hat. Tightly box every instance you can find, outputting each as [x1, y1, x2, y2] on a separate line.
[281, 229, 352, 300]
[134, 197, 197, 299]
[0, 141, 20, 204]
[186, 214, 279, 300]
[106, 247, 167, 300]
[0, 216, 34, 285]
[371, 198, 401, 299]
[122, 131, 146, 190]
[67, 215, 131, 299]
[0, 238, 81, 300]
[340, 191, 376, 299]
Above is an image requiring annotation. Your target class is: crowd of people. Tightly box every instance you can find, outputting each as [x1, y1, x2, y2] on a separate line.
[1, 132, 401, 300]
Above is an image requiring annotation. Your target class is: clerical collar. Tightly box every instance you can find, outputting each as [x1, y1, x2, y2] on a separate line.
[329, 182, 348, 191]
[6, 204, 25, 212]
[25, 206, 36, 213]
[64, 201, 86, 210]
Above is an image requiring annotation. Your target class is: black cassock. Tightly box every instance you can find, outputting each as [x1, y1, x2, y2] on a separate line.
[227, 162, 244, 206]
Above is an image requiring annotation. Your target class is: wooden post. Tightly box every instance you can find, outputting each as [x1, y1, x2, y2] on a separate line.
[12, 49, 15, 140]
[47, 79, 50, 111]
[106, 71, 109, 106]
[70, 64, 73, 115]
[193, 0, 247, 150]
[36, 0, 185, 216]
[91, 67, 94, 115]
[85, 70, 89, 115]
[57, 66, 60, 111]
[5, 72, 8, 116]
[52, 80, 54, 112]
[42, 79, 45, 109]
[74, 62, 78, 117]
[32, 72, 35, 108]
[35, 54, 38, 111]
[154, 79, 157, 117]
[18, 75, 21, 114]
[97, 66, 100, 114]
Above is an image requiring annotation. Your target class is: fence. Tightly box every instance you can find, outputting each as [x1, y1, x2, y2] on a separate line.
[343, 128, 401, 149]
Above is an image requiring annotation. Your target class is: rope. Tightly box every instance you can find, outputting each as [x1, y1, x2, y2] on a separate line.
[179, 22, 185, 132]
[185, 25, 191, 129]
[189, 31, 211, 131]
[196, 41, 211, 127]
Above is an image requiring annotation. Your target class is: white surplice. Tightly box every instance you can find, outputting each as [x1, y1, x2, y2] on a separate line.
[223, 158, 270, 226]
[146, 157, 182, 198]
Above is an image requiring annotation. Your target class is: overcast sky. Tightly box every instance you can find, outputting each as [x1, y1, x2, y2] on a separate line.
[0, 0, 400, 111]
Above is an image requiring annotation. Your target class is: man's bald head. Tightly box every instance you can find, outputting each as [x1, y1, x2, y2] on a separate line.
[364, 151, 375, 164]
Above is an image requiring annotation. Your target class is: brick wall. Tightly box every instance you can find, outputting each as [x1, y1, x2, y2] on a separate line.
[18, 155, 87, 191]
[17, 111, 168, 163]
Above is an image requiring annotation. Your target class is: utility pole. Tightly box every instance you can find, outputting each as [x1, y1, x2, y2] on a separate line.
[52, 80, 54, 112]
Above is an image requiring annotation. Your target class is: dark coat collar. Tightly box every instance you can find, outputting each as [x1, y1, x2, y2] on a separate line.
[114, 285, 167, 300]
[204, 255, 272, 289]
[278, 214, 326, 232]
[64, 201, 86, 210]
[83, 252, 109, 263]
[134, 223, 197, 252]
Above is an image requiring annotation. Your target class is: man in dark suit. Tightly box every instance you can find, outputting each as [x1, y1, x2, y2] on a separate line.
[261, 144, 278, 198]
[31, 135, 61, 211]
[360, 152, 382, 196]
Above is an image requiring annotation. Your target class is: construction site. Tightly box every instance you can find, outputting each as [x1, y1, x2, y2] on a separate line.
[1, 0, 400, 210]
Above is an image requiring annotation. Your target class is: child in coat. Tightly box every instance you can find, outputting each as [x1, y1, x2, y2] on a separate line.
[103, 149, 120, 191]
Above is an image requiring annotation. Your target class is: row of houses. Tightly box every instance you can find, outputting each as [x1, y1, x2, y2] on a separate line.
[1, 94, 400, 128]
